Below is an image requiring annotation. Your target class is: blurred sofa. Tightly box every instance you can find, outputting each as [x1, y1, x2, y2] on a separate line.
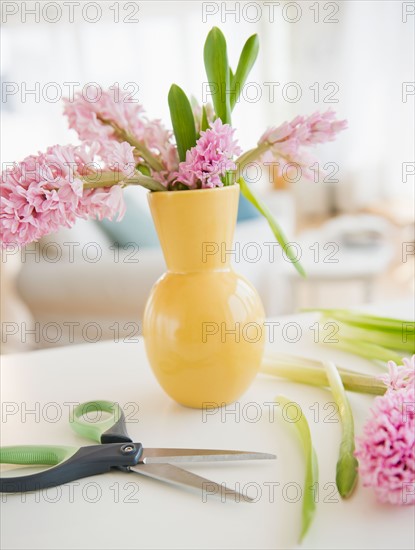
[15, 191, 295, 349]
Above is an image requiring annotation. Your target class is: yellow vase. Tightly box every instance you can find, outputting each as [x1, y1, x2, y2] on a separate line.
[143, 184, 265, 408]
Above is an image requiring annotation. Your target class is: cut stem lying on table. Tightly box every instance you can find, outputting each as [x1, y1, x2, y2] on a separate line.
[323, 361, 358, 498]
[329, 338, 405, 365]
[261, 353, 387, 395]
[276, 396, 318, 542]
[310, 309, 415, 364]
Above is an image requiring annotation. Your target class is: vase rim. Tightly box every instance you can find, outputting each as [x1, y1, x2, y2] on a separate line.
[150, 184, 239, 198]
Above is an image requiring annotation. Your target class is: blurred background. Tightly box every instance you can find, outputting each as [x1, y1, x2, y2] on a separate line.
[1, 0, 414, 353]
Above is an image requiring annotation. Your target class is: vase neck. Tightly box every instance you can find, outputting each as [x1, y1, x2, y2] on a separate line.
[165, 240, 234, 273]
[148, 186, 240, 273]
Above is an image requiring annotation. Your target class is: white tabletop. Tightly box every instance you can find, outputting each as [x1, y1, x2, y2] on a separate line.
[1, 304, 414, 550]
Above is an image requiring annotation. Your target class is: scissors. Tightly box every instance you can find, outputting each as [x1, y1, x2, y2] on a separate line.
[0, 400, 275, 501]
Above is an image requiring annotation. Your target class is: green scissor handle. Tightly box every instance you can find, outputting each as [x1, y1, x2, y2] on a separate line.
[71, 400, 132, 444]
[0, 401, 131, 469]
[0, 445, 77, 466]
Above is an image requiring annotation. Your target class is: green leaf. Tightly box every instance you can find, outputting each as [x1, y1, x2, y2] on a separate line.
[204, 27, 231, 124]
[201, 105, 209, 132]
[230, 34, 259, 110]
[238, 178, 306, 277]
[168, 84, 197, 162]
[229, 67, 235, 89]
[276, 396, 318, 542]
[137, 164, 151, 177]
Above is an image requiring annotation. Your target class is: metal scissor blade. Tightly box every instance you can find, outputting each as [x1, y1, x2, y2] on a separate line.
[140, 448, 276, 464]
[129, 463, 252, 502]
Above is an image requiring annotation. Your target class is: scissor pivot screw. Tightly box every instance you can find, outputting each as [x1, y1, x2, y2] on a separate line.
[121, 444, 135, 454]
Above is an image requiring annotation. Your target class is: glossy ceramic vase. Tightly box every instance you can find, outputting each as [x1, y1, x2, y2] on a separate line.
[143, 185, 265, 408]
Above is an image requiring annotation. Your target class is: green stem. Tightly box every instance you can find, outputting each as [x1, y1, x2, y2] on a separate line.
[310, 308, 415, 333]
[128, 136, 165, 173]
[127, 174, 166, 192]
[261, 354, 387, 395]
[82, 171, 166, 192]
[337, 322, 414, 353]
[331, 338, 404, 365]
[97, 116, 165, 173]
[82, 172, 123, 188]
[235, 143, 269, 176]
[323, 361, 358, 498]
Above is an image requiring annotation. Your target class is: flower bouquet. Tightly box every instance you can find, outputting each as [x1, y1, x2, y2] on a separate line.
[1, 27, 345, 269]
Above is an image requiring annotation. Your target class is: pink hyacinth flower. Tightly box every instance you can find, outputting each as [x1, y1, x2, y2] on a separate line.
[378, 356, 415, 391]
[175, 119, 242, 189]
[259, 110, 347, 179]
[63, 87, 178, 183]
[355, 356, 415, 505]
[1, 144, 126, 248]
[77, 185, 126, 222]
[100, 141, 136, 178]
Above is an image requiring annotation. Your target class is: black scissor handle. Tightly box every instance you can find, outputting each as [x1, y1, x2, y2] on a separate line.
[0, 442, 143, 493]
